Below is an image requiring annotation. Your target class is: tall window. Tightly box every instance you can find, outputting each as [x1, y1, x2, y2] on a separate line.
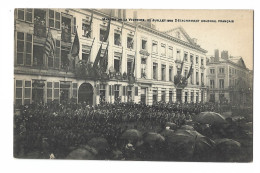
[153, 90, 158, 104]
[196, 72, 199, 85]
[17, 9, 33, 23]
[127, 86, 132, 102]
[219, 68, 225, 74]
[190, 54, 194, 64]
[61, 16, 71, 42]
[114, 57, 121, 73]
[60, 81, 70, 103]
[161, 43, 166, 56]
[114, 85, 120, 101]
[161, 64, 166, 81]
[185, 92, 188, 103]
[196, 56, 199, 64]
[196, 92, 199, 103]
[100, 27, 106, 41]
[61, 46, 70, 70]
[190, 72, 193, 84]
[47, 82, 53, 103]
[135, 87, 139, 96]
[32, 80, 44, 104]
[100, 84, 106, 102]
[169, 90, 173, 103]
[24, 81, 31, 105]
[15, 80, 23, 105]
[16, 32, 32, 66]
[34, 9, 47, 37]
[201, 73, 204, 84]
[127, 36, 134, 49]
[153, 63, 158, 80]
[54, 82, 59, 103]
[191, 92, 194, 102]
[72, 83, 78, 102]
[33, 45, 44, 67]
[161, 90, 166, 102]
[114, 31, 121, 46]
[54, 40, 60, 69]
[176, 50, 181, 61]
[82, 19, 91, 38]
[210, 69, 215, 74]
[184, 52, 188, 61]
[141, 39, 147, 50]
[201, 58, 204, 66]
[16, 32, 25, 65]
[49, 10, 61, 29]
[219, 79, 224, 89]
[169, 46, 173, 58]
[152, 41, 158, 53]
[169, 66, 173, 81]
[141, 58, 147, 78]
[210, 80, 215, 88]
[127, 59, 133, 76]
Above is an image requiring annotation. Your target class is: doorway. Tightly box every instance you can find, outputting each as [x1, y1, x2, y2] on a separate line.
[78, 83, 94, 105]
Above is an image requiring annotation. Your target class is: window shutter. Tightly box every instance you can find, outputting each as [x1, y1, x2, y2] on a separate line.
[96, 84, 100, 95]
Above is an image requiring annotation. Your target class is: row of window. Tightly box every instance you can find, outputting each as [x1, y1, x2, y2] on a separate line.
[15, 80, 77, 105]
[17, 9, 76, 33]
[210, 79, 225, 89]
[209, 67, 225, 74]
[15, 79, 141, 105]
[147, 39, 205, 64]
[16, 31, 74, 70]
[229, 66, 247, 77]
[152, 62, 204, 84]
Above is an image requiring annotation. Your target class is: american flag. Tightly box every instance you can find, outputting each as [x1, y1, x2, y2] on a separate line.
[44, 28, 55, 57]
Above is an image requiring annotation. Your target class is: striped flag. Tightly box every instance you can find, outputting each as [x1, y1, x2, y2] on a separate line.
[44, 28, 55, 57]
[71, 29, 80, 57]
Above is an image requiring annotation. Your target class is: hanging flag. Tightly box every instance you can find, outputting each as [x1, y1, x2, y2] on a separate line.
[131, 53, 135, 76]
[186, 64, 193, 79]
[93, 42, 103, 68]
[44, 28, 55, 57]
[100, 43, 109, 73]
[86, 12, 93, 38]
[102, 12, 111, 42]
[71, 29, 80, 57]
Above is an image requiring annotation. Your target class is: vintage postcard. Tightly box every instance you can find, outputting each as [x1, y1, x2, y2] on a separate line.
[13, 9, 253, 162]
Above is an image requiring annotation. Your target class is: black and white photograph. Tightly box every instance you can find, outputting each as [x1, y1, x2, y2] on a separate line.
[12, 8, 253, 162]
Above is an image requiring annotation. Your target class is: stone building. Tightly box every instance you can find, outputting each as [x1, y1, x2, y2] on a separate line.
[14, 9, 207, 106]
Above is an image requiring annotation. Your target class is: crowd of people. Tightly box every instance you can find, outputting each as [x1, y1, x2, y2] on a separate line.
[13, 101, 252, 161]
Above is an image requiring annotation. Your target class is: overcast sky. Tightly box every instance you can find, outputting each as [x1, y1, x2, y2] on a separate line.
[125, 9, 253, 70]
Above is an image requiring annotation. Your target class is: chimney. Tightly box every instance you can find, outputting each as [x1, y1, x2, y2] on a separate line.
[221, 50, 229, 60]
[214, 49, 219, 62]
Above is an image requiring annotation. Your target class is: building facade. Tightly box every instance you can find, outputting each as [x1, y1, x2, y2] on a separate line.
[14, 9, 207, 106]
[207, 50, 252, 106]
